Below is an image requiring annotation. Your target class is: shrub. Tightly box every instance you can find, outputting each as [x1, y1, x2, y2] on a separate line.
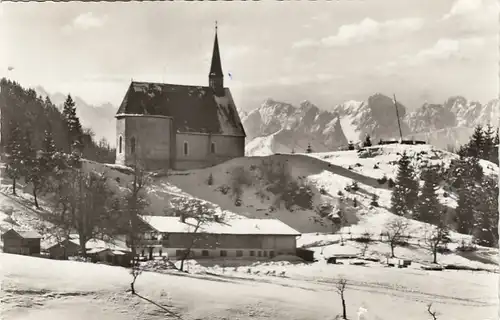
[281, 180, 314, 210]
[319, 187, 327, 195]
[443, 191, 449, 198]
[387, 178, 395, 188]
[348, 165, 353, 170]
[207, 173, 214, 186]
[337, 190, 344, 196]
[216, 184, 230, 195]
[355, 163, 362, 167]
[373, 163, 379, 169]
[316, 203, 334, 218]
[370, 194, 379, 207]
[350, 181, 359, 191]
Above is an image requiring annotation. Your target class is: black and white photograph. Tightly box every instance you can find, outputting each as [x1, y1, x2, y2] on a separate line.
[0, 0, 498, 319]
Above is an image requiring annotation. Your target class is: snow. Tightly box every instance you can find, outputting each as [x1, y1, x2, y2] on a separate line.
[141, 215, 301, 236]
[1, 252, 497, 320]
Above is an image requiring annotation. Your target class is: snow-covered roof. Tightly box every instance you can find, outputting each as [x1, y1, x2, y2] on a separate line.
[140, 215, 301, 236]
[67, 235, 130, 252]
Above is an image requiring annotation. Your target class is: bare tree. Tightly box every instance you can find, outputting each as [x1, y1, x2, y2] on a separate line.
[359, 231, 371, 257]
[383, 217, 409, 258]
[335, 277, 348, 319]
[129, 259, 143, 295]
[423, 221, 450, 264]
[426, 303, 438, 320]
[169, 197, 224, 272]
[45, 167, 116, 257]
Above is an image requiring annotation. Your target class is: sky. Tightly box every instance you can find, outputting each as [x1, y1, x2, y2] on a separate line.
[0, 0, 498, 112]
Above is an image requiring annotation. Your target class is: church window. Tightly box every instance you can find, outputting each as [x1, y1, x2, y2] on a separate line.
[119, 136, 123, 153]
[183, 141, 189, 155]
[131, 137, 136, 154]
[211, 142, 216, 154]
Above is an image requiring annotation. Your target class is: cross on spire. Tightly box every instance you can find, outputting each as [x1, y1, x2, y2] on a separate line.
[215, 20, 218, 32]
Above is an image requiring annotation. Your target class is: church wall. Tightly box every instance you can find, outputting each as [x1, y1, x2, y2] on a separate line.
[120, 116, 173, 170]
[174, 133, 245, 170]
[174, 133, 211, 170]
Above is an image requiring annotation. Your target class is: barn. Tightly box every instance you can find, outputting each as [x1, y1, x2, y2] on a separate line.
[1, 229, 41, 256]
[136, 215, 301, 259]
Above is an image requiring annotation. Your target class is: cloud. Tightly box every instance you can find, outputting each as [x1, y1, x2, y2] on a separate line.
[442, 0, 498, 33]
[377, 36, 491, 72]
[293, 17, 424, 48]
[62, 12, 108, 34]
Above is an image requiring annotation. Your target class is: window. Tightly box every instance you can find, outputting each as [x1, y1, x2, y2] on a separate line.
[269, 251, 275, 258]
[220, 250, 227, 257]
[211, 142, 216, 154]
[119, 136, 123, 153]
[130, 137, 136, 154]
[202, 250, 209, 257]
[249, 250, 255, 257]
[236, 250, 243, 257]
[257, 251, 262, 257]
[176, 250, 183, 257]
[183, 141, 189, 155]
[263, 251, 268, 257]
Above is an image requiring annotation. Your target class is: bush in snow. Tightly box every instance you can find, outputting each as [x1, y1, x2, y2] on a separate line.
[319, 187, 327, 195]
[377, 174, 388, 184]
[373, 163, 379, 169]
[207, 173, 214, 186]
[370, 194, 379, 207]
[337, 190, 344, 196]
[216, 184, 230, 195]
[387, 178, 395, 188]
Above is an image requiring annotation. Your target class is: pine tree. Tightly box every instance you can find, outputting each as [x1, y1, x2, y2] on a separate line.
[482, 124, 495, 162]
[24, 133, 43, 209]
[455, 178, 476, 235]
[391, 152, 419, 217]
[5, 125, 24, 195]
[62, 94, 83, 153]
[417, 167, 440, 224]
[363, 134, 372, 147]
[467, 125, 485, 158]
[473, 177, 499, 247]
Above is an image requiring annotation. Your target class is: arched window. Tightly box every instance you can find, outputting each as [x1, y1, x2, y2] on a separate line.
[130, 137, 136, 154]
[211, 142, 216, 154]
[183, 141, 188, 156]
[119, 136, 123, 153]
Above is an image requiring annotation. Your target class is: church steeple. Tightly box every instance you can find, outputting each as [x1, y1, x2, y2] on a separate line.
[209, 21, 224, 97]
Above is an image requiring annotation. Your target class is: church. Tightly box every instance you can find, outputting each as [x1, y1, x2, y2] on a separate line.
[115, 25, 246, 171]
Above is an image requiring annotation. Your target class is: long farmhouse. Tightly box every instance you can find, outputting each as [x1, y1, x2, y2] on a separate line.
[135, 215, 301, 260]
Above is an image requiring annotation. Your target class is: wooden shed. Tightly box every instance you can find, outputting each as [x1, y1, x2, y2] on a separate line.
[1, 229, 41, 256]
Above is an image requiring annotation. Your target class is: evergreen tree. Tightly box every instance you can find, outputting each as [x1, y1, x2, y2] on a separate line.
[416, 167, 440, 224]
[482, 124, 495, 162]
[62, 94, 83, 153]
[5, 125, 25, 195]
[467, 125, 485, 158]
[473, 177, 499, 247]
[391, 152, 419, 217]
[363, 134, 372, 147]
[455, 178, 476, 235]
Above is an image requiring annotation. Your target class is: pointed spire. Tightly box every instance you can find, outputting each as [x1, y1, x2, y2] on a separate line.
[209, 21, 223, 79]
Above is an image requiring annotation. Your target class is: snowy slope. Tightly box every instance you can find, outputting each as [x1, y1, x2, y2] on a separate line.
[1, 251, 497, 320]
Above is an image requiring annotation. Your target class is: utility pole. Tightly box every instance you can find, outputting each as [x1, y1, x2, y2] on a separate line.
[393, 94, 403, 142]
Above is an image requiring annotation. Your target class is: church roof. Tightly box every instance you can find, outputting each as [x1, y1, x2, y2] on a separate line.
[116, 82, 246, 137]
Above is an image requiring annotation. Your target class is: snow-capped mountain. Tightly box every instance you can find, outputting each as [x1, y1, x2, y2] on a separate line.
[244, 94, 499, 155]
[242, 99, 348, 155]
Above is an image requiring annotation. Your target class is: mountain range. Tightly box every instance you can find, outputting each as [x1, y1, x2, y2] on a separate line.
[243, 94, 499, 155]
[33, 86, 498, 154]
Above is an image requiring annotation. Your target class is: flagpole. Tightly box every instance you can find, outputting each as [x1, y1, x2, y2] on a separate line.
[393, 94, 403, 142]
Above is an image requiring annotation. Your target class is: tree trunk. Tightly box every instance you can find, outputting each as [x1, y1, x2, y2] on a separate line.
[390, 243, 395, 258]
[79, 234, 87, 258]
[33, 186, 39, 209]
[341, 294, 347, 319]
[12, 177, 16, 195]
[433, 247, 437, 264]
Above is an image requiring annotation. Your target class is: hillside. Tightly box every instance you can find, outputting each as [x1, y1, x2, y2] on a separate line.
[0, 144, 497, 267]
[244, 94, 499, 155]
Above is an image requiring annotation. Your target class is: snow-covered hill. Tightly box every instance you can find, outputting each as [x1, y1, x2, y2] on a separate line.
[0, 144, 498, 268]
[244, 94, 499, 155]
